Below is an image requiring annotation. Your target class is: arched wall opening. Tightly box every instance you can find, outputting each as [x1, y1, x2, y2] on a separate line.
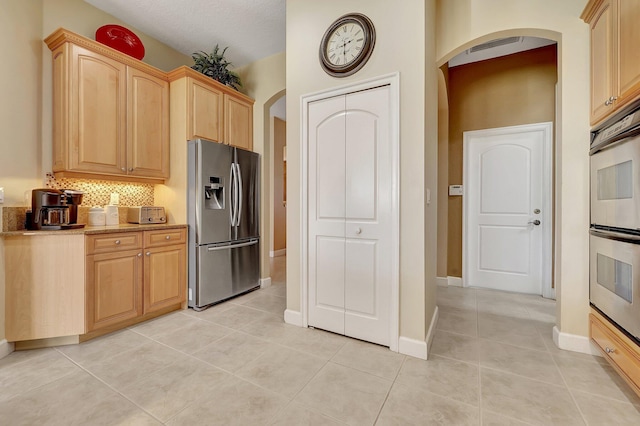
[260, 89, 286, 284]
[436, 26, 591, 351]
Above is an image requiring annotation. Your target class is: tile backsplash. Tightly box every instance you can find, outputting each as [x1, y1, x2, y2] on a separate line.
[45, 174, 154, 207]
[1, 176, 156, 232]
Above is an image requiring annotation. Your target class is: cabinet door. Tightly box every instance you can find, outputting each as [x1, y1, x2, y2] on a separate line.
[224, 94, 253, 150]
[86, 249, 143, 332]
[589, 0, 615, 124]
[144, 244, 186, 314]
[70, 44, 127, 174]
[616, 0, 640, 108]
[127, 68, 170, 178]
[189, 78, 223, 142]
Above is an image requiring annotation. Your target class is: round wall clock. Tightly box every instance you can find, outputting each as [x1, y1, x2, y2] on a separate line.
[319, 13, 376, 77]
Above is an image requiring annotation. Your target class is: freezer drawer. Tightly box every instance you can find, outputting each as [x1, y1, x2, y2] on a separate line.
[190, 238, 259, 310]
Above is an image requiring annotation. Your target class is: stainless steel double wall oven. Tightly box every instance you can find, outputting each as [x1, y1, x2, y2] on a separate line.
[590, 105, 640, 341]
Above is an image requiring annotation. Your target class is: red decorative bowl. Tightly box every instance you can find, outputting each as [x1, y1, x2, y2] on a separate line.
[95, 24, 145, 60]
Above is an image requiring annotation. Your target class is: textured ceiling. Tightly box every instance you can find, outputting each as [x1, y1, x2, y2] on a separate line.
[84, 0, 286, 68]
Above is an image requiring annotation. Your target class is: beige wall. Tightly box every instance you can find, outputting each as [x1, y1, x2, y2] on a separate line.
[445, 45, 558, 277]
[0, 0, 44, 345]
[42, 0, 191, 72]
[436, 70, 450, 279]
[286, 0, 438, 346]
[272, 117, 287, 252]
[234, 52, 286, 281]
[437, 0, 591, 338]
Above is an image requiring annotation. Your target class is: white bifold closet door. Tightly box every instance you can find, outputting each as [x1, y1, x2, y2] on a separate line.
[308, 85, 392, 346]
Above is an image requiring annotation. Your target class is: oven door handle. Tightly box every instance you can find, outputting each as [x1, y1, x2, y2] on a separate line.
[590, 228, 640, 244]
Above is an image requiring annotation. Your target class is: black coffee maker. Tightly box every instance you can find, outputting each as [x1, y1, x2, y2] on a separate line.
[61, 189, 84, 224]
[27, 188, 84, 230]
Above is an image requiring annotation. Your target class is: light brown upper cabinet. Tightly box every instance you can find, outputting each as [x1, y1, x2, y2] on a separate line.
[168, 66, 254, 150]
[45, 29, 169, 183]
[583, 0, 640, 126]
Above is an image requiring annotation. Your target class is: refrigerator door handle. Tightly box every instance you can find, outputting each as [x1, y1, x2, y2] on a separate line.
[206, 239, 259, 251]
[236, 162, 243, 226]
[229, 163, 237, 226]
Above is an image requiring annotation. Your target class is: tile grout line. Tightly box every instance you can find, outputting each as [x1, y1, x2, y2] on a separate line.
[52, 347, 167, 425]
[475, 289, 484, 425]
[538, 325, 590, 425]
[372, 354, 408, 424]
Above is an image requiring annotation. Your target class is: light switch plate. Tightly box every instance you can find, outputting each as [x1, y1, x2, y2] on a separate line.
[449, 185, 463, 196]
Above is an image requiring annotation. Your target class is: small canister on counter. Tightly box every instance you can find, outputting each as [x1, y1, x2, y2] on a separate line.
[88, 206, 106, 226]
[104, 205, 119, 225]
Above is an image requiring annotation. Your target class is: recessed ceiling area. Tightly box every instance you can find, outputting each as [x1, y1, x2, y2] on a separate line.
[84, 0, 286, 67]
[449, 36, 556, 68]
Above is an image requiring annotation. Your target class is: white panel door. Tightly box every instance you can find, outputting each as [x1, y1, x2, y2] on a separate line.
[344, 87, 391, 346]
[308, 86, 392, 346]
[464, 123, 551, 295]
[308, 95, 346, 335]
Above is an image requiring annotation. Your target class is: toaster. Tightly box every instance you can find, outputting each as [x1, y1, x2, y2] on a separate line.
[127, 206, 167, 224]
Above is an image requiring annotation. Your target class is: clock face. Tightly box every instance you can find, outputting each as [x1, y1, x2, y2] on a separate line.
[319, 13, 375, 77]
[325, 22, 366, 67]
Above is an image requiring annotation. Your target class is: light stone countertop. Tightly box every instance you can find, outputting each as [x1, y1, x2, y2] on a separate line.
[0, 223, 187, 237]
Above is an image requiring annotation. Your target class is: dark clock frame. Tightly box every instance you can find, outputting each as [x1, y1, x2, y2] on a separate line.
[319, 13, 376, 78]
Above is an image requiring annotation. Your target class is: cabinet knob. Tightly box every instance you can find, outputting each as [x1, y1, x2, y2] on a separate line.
[129, 168, 134, 172]
[165, 235, 170, 240]
[355, 227, 362, 235]
[114, 240, 121, 245]
[605, 347, 616, 354]
[137, 252, 142, 257]
[146, 251, 151, 256]
[605, 96, 619, 106]
[121, 167, 126, 172]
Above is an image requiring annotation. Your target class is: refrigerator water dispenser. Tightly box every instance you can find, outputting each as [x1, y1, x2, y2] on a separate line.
[205, 177, 224, 209]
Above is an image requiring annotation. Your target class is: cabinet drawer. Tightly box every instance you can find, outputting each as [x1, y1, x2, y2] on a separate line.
[144, 228, 187, 248]
[590, 312, 640, 397]
[86, 232, 142, 254]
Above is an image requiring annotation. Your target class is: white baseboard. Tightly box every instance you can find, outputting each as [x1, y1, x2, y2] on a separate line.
[284, 309, 303, 326]
[553, 326, 602, 356]
[260, 277, 272, 289]
[436, 277, 448, 287]
[0, 339, 14, 359]
[448, 276, 463, 287]
[398, 336, 428, 360]
[270, 249, 287, 258]
[425, 306, 439, 359]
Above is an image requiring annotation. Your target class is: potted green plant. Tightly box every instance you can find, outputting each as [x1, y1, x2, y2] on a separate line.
[191, 45, 242, 91]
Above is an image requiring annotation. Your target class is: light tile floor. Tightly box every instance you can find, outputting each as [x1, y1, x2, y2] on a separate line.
[2, 257, 640, 425]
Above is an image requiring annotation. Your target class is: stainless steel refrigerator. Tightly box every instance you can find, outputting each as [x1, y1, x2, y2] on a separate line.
[187, 139, 260, 310]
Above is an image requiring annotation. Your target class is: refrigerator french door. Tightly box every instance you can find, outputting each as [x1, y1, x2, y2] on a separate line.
[187, 139, 260, 310]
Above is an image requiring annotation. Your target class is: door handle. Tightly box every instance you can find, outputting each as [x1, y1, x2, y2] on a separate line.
[207, 239, 258, 251]
[355, 227, 362, 235]
[236, 163, 243, 226]
[528, 220, 541, 226]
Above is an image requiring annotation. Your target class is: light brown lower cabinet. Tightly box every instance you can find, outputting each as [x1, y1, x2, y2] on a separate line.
[86, 247, 143, 332]
[3, 227, 186, 346]
[590, 309, 640, 398]
[85, 228, 186, 333]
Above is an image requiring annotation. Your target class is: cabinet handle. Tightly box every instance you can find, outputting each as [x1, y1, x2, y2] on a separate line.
[165, 235, 171, 240]
[146, 251, 151, 256]
[129, 168, 134, 172]
[121, 167, 126, 172]
[605, 346, 616, 354]
[137, 252, 142, 257]
[114, 240, 121, 245]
